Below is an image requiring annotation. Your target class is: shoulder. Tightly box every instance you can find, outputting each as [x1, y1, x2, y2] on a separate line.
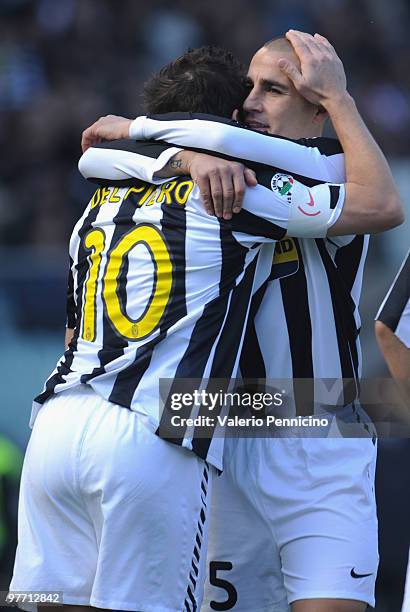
[297, 137, 343, 156]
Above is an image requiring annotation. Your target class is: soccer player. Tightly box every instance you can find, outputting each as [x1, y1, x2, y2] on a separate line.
[80, 31, 404, 611]
[376, 250, 410, 612]
[9, 43, 372, 612]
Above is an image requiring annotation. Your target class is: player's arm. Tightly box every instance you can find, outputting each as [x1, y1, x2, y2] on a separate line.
[375, 301, 410, 412]
[65, 328, 75, 350]
[375, 322, 410, 380]
[80, 117, 344, 243]
[281, 30, 404, 235]
[79, 31, 404, 234]
[80, 112, 343, 220]
[79, 138, 184, 186]
[146, 31, 402, 235]
[375, 251, 410, 381]
[78, 133, 350, 236]
[81, 112, 342, 182]
[373, 317, 410, 454]
[232, 174, 344, 241]
[321, 95, 403, 234]
[79, 139, 257, 219]
[128, 113, 344, 181]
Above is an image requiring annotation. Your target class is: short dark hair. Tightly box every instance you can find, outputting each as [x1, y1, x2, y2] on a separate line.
[143, 46, 247, 118]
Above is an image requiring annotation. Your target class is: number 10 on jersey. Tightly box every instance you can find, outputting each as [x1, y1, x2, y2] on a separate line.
[81, 224, 173, 342]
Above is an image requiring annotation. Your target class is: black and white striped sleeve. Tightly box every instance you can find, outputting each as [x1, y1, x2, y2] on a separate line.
[79, 135, 345, 241]
[231, 178, 345, 240]
[376, 249, 410, 347]
[79, 113, 345, 188]
[79, 139, 182, 186]
[130, 112, 345, 182]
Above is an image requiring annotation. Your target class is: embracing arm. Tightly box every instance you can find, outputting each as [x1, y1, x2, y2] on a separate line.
[79, 138, 183, 185]
[79, 105, 345, 221]
[78, 31, 404, 234]
[79, 113, 341, 220]
[81, 112, 342, 181]
[232, 176, 344, 242]
[280, 30, 404, 235]
[132, 33, 404, 235]
[79, 138, 256, 218]
[323, 93, 403, 235]
[130, 113, 344, 182]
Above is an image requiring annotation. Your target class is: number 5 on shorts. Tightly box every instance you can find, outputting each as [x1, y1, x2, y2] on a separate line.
[210, 561, 238, 611]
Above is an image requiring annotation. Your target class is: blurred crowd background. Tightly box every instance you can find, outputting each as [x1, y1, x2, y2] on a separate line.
[0, 0, 409, 610]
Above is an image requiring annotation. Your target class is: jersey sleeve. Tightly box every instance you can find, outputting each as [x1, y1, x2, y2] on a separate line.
[395, 300, 410, 348]
[130, 113, 345, 182]
[78, 139, 182, 186]
[376, 249, 410, 347]
[232, 177, 345, 241]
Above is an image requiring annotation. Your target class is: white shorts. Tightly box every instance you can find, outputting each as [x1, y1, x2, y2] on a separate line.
[10, 385, 214, 612]
[203, 436, 378, 611]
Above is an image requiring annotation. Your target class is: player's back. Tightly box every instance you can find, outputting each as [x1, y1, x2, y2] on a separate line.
[35, 177, 278, 438]
[36, 144, 346, 465]
[70, 179, 232, 364]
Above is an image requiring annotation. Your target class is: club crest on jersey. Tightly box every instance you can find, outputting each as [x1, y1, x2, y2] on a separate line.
[271, 173, 294, 203]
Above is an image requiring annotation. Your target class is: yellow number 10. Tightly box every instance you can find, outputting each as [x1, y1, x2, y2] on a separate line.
[82, 225, 173, 342]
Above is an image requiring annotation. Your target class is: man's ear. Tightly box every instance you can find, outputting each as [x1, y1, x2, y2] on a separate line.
[232, 108, 246, 123]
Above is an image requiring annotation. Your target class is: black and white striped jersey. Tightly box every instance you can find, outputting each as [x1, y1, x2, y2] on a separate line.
[81, 112, 369, 414]
[242, 234, 369, 414]
[35, 155, 343, 469]
[376, 249, 410, 347]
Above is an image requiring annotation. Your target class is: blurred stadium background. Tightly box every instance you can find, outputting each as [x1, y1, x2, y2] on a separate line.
[0, 0, 409, 609]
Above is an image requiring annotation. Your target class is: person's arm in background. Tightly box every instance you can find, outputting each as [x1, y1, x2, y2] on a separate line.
[376, 326, 410, 380]
[64, 327, 74, 350]
[375, 250, 410, 415]
[65, 328, 75, 350]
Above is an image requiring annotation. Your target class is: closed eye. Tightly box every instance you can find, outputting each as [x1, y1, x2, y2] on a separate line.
[268, 85, 284, 94]
[261, 79, 288, 95]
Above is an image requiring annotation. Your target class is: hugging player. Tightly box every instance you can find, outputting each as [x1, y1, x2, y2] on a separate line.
[11, 31, 403, 612]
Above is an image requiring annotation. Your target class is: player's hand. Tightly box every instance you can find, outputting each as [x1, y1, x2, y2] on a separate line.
[279, 30, 347, 107]
[81, 115, 132, 152]
[185, 152, 257, 219]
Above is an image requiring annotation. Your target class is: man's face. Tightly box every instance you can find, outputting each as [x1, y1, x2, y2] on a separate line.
[243, 46, 324, 139]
